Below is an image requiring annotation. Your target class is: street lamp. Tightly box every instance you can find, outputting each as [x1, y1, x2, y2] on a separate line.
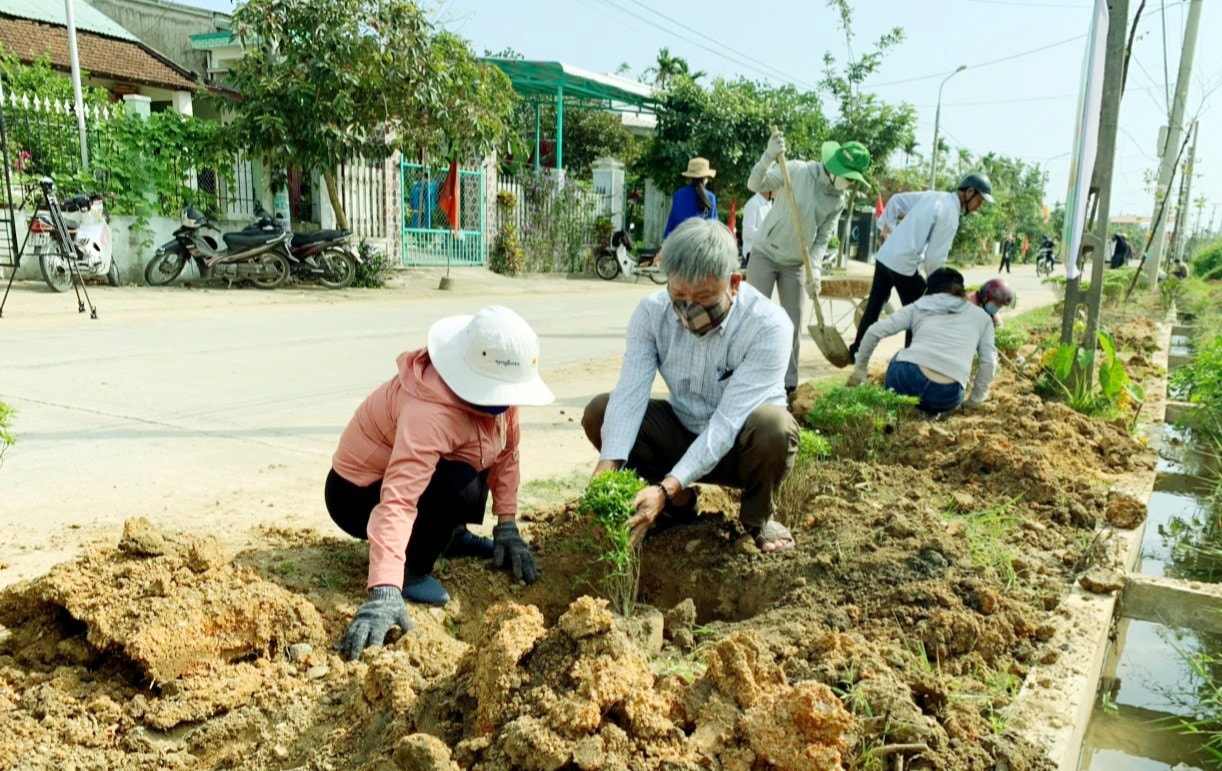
[1040, 151, 1071, 190]
[928, 65, 967, 190]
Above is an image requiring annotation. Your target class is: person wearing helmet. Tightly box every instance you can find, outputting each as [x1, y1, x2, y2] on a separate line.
[969, 278, 1016, 327]
[849, 173, 995, 361]
[745, 130, 872, 393]
[848, 267, 996, 414]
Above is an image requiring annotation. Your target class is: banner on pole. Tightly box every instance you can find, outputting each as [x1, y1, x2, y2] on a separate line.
[1061, 0, 1109, 281]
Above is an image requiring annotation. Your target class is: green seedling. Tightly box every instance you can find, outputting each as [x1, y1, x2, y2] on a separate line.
[578, 469, 648, 616]
[945, 497, 1023, 590]
[993, 326, 1029, 356]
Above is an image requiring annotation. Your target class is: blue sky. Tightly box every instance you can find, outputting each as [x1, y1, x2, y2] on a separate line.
[187, 0, 1221, 227]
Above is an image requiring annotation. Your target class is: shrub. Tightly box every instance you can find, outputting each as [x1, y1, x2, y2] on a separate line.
[776, 429, 831, 527]
[0, 400, 14, 464]
[489, 191, 526, 276]
[1038, 329, 1144, 423]
[353, 240, 392, 288]
[1171, 334, 1222, 443]
[994, 326, 1029, 356]
[796, 429, 831, 464]
[578, 469, 648, 615]
[805, 385, 918, 460]
[1191, 238, 1222, 279]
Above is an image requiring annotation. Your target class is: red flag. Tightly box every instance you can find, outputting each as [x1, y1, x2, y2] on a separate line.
[1021, 235, 1030, 256]
[726, 199, 737, 236]
[437, 153, 460, 234]
[875, 193, 884, 220]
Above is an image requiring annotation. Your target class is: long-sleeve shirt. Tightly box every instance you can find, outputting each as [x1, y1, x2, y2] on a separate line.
[332, 349, 519, 589]
[599, 283, 791, 488]
[741, 192, 772, 256]
[853, 294, 997, 403]
[747, 157, 845, 272]
[664, 184, 718, 238]
[874, 191, 960, 277]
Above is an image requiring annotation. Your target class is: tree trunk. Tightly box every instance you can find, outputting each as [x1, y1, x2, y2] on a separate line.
[323, 169, 349, 231]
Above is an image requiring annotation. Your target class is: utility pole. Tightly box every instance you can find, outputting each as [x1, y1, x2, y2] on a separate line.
[928, 65, 967, 190]
[1141, 0, 1204, 286]
[64, 0, 89, 171]
[1172, 121, 1199, 265]
[1066, 0, 1127, 385]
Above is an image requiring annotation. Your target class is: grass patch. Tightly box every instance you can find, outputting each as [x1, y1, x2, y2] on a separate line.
[945, 497, 1023, 590]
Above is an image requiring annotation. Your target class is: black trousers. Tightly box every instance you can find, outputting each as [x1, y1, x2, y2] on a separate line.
[850, 261, 928, 356]
[325, 460, 489, 577]
[999, 254, 1012, 273]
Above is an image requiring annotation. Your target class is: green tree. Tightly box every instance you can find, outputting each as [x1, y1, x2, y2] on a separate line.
[643, 47, 704, 89]
[225, 0, 513, 229]
[819, 1, 917, 171]
[640, 76, 828, 207]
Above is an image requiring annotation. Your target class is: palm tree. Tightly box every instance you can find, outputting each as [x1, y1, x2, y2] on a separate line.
[644, 48, 704, 89]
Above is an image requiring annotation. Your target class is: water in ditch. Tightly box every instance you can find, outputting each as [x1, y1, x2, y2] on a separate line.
[1078, 423, 1220, 771]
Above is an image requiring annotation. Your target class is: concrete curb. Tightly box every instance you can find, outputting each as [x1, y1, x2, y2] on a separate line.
[1007, 316, 1173, 770]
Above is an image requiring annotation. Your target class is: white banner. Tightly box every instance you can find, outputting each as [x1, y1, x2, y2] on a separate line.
[1061, 0, 1109, 281]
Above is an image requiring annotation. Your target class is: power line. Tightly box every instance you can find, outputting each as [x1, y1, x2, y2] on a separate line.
[586, 0, 814, 89]
[865, 34, 1086, 88]
[959, 0, 1089, 7]
[618, 0, 816, 89]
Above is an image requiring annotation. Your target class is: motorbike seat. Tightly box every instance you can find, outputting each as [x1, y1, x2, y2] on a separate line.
[224, 230, 281, 249]
[290, 229, 349, 247]
[60, 217, 80, 231]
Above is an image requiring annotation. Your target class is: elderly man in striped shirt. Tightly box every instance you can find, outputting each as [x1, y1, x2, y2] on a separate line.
[582, 218, 801, 554]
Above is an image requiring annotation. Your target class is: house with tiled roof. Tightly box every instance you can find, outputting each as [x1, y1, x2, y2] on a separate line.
[0, 0, 200, 113]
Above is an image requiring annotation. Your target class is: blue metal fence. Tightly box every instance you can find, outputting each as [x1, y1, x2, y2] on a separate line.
[400, 161, 484, 266]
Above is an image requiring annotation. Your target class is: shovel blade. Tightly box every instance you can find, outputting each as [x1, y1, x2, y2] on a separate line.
[808, 324, 852, 368]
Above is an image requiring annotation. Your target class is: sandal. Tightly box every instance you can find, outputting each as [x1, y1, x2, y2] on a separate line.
[444, 527, 495, 560]
[748, 519, 796, 554]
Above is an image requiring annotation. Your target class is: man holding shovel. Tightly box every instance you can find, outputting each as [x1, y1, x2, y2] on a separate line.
[746, 131, 872, 390]
[848, 174, 995, 362]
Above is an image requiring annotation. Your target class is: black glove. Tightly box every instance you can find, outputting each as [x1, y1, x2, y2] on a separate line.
[340, 586, 415, 661]
[493, 521, 540, 584]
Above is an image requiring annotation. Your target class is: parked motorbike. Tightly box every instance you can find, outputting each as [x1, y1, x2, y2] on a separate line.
[594, 229, 667, 284]
[29, 179, 118, 293]
[144, 206, 292, 289]
[251, 205, 357, 289]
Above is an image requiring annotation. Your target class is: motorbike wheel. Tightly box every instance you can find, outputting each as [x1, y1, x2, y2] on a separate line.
[250, 251, 291, 290]
[317, 249, 357, 289]
[106, 260, 121, 287]
[145, 245, 188, 286]
[595, 253, 621, 280]
[647, 269, 668, 285]
[37, 246, 75, 293]
[854, 299, 895, 328]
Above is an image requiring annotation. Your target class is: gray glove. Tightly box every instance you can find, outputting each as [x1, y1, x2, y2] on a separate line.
[764, 131, 786, 161]
[805, 271, 822, 299]
[493, 521, 540, 584]
[340, 586, 414, 661]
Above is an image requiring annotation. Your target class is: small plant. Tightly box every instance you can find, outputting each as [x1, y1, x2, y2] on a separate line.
[993, 326, 1029, 356]
[797, 429, 832, 464]
[945, 497, 1023, 590]
[578, 469, 648, 616]
[805, 385, 918, 460]
[0, 400, 14, 464]
[353, 239, 392, 288]
[1039, 329, 1145, 422]
[489, 191, 526, 276]
[1172, 335, 1222, 443]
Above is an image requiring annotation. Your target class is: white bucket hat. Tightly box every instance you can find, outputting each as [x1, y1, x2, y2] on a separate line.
[427, 306, 555, 407]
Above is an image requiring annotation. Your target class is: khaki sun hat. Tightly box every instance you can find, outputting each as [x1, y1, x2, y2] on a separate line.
[680, 157, 716, 179]
[427, 306, 555, 407]
[821, 141, 872, 184]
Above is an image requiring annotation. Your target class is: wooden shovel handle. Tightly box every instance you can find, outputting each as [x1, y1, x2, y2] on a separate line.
[770, 126, 825, 323]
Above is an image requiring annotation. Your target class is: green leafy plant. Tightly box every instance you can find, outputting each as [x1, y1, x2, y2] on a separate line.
[1040, 329, 1144, 422]
[1172, 334, 1222, 443]
[352, 239, 392, 288]
[993, 326, 1029, 356]
[797, 429, 832, 464]
[805, 385, 918, 460]
[578, 469, 648, 615]
[0, 400, 14, 464]
[489, 191, 526, 276]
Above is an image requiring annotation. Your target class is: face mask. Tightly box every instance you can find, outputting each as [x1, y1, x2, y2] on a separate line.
[984, 301, 1000, 316]
[478, 405, 509, 415]
[672, 293, 732, 336]
[832, 175, 851, 192]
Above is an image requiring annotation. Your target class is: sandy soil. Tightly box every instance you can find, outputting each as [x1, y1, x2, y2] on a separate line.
[0, 298, 1163, 770]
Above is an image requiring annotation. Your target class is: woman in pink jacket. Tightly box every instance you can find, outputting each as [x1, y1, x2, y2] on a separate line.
[329, 306, 554, 660]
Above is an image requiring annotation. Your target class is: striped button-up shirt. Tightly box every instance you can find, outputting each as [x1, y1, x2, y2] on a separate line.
[600, 283, 791, 488]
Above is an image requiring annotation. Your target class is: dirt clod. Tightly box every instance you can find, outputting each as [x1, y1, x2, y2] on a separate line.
[1105, 490, 1148, 529]
[118, 517, 169, 557]
[1078, 567, 1125, 594]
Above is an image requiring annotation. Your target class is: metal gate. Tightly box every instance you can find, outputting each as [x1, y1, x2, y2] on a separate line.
[400, 161, 484, 266]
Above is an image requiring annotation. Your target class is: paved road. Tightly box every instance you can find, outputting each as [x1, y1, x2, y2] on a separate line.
[0, 263, 1052, 584]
